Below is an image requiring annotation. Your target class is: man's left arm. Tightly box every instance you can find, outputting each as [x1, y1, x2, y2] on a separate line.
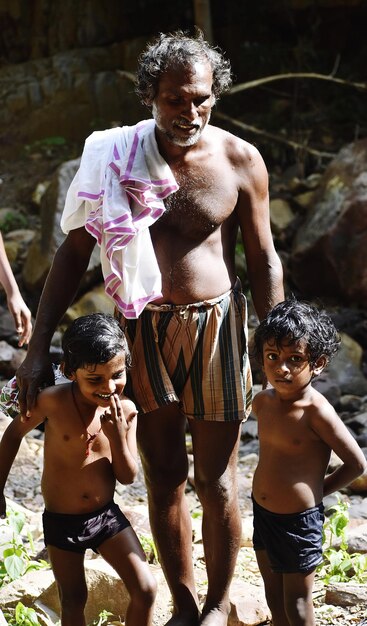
[236, 142, 284, 320]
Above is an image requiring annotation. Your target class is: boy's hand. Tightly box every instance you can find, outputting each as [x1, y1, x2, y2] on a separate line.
[100, 393, 129, 440]
[0, 493, 6, 519]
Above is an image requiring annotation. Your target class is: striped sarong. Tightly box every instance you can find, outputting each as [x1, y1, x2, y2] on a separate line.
[117, 283, 252, 421]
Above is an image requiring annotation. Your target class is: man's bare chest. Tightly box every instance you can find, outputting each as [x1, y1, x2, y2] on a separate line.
[159, 164, 239, 234]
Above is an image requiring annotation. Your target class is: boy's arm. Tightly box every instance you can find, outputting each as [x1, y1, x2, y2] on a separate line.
[0, 412, 45, 517]
[310, 403, 367, 497]
[100, 394, 139, 484]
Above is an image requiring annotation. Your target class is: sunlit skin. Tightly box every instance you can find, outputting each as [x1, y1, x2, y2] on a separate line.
[0, 350, 157, 626]
[251, 337, 367, 626]
[0, 232, 32, 346]
[1, 351, 137, 515]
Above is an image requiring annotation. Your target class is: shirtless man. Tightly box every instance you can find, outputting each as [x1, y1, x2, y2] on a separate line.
[16, 31, 284, 626]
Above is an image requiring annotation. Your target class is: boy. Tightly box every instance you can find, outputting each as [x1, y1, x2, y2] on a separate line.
[251, 298, 366, 626]
[0, 313, 156, 626]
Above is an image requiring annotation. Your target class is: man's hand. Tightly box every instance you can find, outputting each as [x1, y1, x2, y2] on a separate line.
[16, 353, 55, 420]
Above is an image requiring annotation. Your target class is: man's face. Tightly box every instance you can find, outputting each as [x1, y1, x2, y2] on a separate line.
[151, 61, 215, 148]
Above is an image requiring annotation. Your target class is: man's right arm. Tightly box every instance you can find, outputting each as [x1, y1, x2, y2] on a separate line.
[16, 226, 96, 416]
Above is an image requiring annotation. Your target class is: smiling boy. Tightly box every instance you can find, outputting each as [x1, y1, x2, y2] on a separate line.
[251, 298, 366, 626]
[0, 313, 156, 626]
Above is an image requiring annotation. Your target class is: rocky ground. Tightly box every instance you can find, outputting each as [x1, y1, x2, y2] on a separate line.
[1, 408, 366, 626]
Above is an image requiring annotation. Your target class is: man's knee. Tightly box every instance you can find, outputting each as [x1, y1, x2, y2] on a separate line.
[194, 471, 238, 510]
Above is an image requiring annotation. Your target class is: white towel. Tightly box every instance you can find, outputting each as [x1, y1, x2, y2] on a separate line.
[61, 119, 178, 318]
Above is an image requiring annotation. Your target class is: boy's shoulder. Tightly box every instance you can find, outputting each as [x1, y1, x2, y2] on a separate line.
[252, 387, 275, 409]
[307, 385, 337, 418]
[35, 382, 72, 411]
[120, 395, 138, 419]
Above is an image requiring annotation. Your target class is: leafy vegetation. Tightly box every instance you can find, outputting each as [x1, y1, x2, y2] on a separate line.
[3, 603, 41, 626]
[0, 507, 49, 588]
[0, 211, 28, 234]
[139, 532, 159, 564]
[90, 610, 113, 626]
[317, 499, 367, 585]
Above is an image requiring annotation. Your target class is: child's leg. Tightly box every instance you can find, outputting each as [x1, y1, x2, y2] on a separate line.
[98, 526, 157, 626]
[283, 570, 316, 626]
[255, 549, 290, 626]
[47, 545, 87, 626]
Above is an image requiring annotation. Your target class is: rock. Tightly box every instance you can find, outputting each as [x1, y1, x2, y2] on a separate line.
[325, 582, 367, 607]
[269, 198, 295, 234]
[348, 497, 367, 520]
[0, 340, 26, 378]
[345, 521, 367, 554]
[291, 139, 367, 307]
[38, 559, 131, 623]
[228, 580, 270, 626]
[324, 333, 367, 396]
[22, 158, 102, 295]
[339, 395, 364, 412]
[312, 375, 341, 407]
[0, 569, 55, 609]
[63, 284, 115, 322]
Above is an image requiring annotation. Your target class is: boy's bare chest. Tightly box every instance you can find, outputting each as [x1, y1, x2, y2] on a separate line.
[258, 408, 318, 450]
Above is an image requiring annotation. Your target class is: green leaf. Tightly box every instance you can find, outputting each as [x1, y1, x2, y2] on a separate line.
[4, 553, 26, 580]
[8, 510, 25, 536]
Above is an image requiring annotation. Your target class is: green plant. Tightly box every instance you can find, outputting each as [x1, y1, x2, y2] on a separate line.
[89, 609, 113, 626]
[0, 211, 28, 234]
[0, 508, 49, 588]
[317, 499, 367, 585]
[138, 533, 159, 564]
[4, 602, 41, 626]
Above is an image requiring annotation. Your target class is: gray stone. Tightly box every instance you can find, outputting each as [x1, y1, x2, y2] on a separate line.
[325, 582, 367, 607]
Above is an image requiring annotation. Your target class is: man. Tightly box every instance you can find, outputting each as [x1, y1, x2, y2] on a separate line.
[17, 30, 284, 626]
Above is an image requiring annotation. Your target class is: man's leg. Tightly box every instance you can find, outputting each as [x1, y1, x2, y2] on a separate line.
[137, 403, 200, 626]
[188, 419, 242, 626]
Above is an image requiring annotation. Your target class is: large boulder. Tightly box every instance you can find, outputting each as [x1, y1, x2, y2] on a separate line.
[291, 139, 367, 307]
[22, 158, 102, 295]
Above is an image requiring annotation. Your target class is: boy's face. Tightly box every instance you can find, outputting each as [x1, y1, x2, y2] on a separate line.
[70, 351, 127, 408]
[262, 338, 326, 397]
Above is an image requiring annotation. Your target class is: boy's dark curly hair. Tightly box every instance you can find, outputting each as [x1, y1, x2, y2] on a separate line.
[135, 29, 232, 105]
[254, 298, 340, 367]
[62, 313, 131, 378]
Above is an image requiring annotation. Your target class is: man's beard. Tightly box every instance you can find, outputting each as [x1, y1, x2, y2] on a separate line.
[152, 105, 210, 147]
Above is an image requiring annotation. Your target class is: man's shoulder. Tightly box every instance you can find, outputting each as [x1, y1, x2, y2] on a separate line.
[84, 125, 127, 147]
[208, 124, 263, 162]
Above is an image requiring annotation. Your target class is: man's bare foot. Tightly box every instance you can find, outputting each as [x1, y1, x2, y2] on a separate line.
[165, 610, 200, 626]
[199, 606, 230, 625]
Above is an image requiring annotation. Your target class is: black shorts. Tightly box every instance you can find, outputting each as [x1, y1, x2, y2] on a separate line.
[252, 495, 324, 573]
[43, 501, 131, 554]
